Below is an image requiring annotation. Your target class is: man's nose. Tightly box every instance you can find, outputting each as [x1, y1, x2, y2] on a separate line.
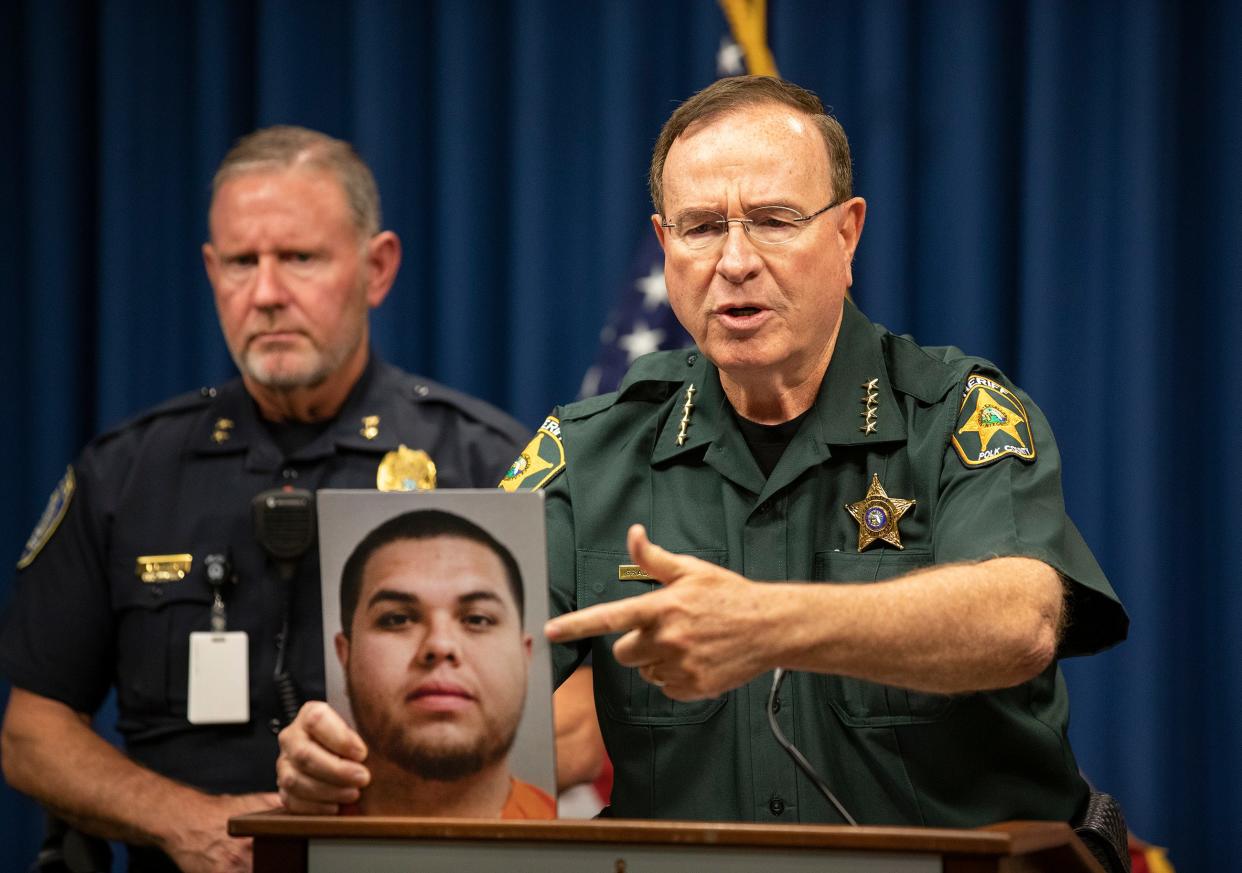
[417, 618, 461, 667]
[252, 255, 290, 308]
[715, 222, 763, 284]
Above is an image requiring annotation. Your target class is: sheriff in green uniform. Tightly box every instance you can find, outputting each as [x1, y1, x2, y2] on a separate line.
[529, 298, 1125, 824]
[276, 76, 1128, 833]
[528, 76, 1128, 826]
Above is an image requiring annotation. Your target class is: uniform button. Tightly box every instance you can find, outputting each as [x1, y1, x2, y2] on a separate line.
[757, 501, 772, 515]
[769, 795, 786, 816]
[282, 468, 298, 480]
[772, 696, 781, 713]
[686, 353, 698, 366]
[269, 718, 282, 735]
[414, 383, 430, 397]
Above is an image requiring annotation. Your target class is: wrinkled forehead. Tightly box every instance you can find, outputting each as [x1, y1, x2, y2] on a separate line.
[663, 104, 831, 209]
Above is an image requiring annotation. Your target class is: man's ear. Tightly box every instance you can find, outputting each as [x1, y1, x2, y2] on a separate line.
[202, 242, 219, 288]
[651, 214, 669, 253]
[335, 631, 351, 671]
[364, 230, 402, 308]
[837, 197, 867, 287]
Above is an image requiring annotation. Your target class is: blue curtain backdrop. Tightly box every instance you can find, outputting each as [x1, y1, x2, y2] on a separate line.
[1, 1, 1236, 870]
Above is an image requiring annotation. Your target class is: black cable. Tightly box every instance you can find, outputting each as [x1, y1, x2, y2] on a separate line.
[767, 667, 858, 826]
[272, 607, 301, 726]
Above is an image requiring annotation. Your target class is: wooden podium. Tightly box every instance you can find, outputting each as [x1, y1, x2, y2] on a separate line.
[231, 813, 1106, 873]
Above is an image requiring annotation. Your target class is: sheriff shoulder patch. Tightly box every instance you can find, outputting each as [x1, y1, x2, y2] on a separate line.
[498, 416, 566, 492]
[951, 374, 1037, 468]
[17, 466, 76, 569]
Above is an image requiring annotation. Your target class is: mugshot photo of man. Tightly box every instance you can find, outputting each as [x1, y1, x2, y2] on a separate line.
[331, 509, 555, 819]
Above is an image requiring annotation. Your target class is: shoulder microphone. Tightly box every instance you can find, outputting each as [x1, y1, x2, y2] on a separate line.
[251, 486, 317, 727]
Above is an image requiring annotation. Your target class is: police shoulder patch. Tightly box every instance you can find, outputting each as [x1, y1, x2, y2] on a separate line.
[950, 373, 1037, 468]
[17, 466, 76, 569]
[498, 415, 566, 492]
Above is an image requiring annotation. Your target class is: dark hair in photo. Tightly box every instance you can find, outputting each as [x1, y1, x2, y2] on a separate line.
[339, 509, 525, 637]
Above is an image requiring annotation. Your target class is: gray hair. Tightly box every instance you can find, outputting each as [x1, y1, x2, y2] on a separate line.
[212, 125, 381, 237]
[649, 75, 853, 214]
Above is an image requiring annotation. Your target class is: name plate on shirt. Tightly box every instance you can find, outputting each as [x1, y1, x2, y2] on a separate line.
[136, 553, 193, 583]
[617, 565, 654, 581]
[187, 631, 249, 724]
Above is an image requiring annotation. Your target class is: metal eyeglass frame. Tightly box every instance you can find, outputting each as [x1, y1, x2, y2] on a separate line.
[660, 197, 847, 249]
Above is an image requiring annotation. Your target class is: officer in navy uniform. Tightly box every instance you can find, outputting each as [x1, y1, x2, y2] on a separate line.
[273, 78, 1128, 864]
[0, 127, 527, 873]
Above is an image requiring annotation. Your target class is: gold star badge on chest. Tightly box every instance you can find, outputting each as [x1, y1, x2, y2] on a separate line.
[845, 473, 916, 552]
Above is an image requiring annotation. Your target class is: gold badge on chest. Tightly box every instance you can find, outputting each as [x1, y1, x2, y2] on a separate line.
[845, 473, 915, 552]
[377, 445, 437, 492]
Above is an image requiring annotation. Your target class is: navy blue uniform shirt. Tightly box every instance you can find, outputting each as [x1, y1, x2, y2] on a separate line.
[1, 354, 527, 799]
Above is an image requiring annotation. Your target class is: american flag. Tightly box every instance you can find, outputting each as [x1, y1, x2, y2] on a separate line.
[579, 22, 763, 399]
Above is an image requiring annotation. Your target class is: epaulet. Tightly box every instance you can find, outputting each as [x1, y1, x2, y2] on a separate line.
[386, 365, 526, 439]
[560, 349, 697, 424]
[879, 331, 964, 405]
[617, 348, 699, 394]
[558, 391, 618, 423]
[96, 386, 217, 441]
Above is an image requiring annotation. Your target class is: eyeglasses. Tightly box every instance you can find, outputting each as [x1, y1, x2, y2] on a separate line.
[660, 198, 846, 250]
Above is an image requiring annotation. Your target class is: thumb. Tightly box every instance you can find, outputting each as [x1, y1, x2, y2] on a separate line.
[626, 524, 689, 585]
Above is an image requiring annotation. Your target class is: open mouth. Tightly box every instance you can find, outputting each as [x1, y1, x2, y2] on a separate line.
[726, 306, 761, 317]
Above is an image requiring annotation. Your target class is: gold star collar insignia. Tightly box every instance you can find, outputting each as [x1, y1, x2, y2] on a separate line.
[211, 417, 234, 444]
[859, 378, 880, 435]
[845, 473, 916, 552]
[675, 384, 696, 446]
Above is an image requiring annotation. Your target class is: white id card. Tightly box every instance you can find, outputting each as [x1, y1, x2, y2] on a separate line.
[187, 631, 250, 724]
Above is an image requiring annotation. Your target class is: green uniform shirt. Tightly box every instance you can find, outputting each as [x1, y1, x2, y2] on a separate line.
[524, 300, 1127, 826]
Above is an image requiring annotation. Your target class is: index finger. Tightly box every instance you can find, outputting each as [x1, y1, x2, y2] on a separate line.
[545, 592, 662, 643]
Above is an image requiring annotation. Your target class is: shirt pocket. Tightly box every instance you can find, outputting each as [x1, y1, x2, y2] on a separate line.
[811, 550, 958, 726]
[110, 555, 214, 719]
[576, 549, 728, 726]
